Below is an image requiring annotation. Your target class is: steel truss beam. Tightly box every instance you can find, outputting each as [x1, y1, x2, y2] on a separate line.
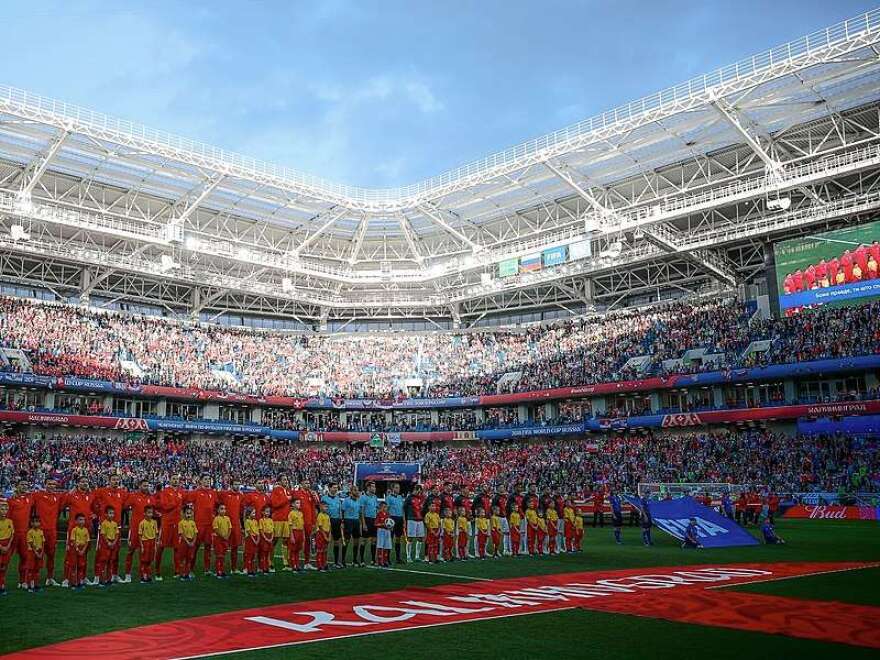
[417, 204, 483, 252]
[18, 127, 69, 198]
[169, 174, 224, 226]
[0, 10, 875, 214]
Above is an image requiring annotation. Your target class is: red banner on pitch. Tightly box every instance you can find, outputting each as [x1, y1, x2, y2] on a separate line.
[8, 562, 877, 659]
[783, 505, 879, 520]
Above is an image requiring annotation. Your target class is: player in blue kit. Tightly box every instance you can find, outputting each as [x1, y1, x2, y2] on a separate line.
[359, 483, 379, 565]
[342, 487, 363, 568]
[609, 491, 623, 544]
[761, 518, 785, 544]
[640, 495, 653, 546]
[722, 492, 735, 519]
[681, 517, 702, 549]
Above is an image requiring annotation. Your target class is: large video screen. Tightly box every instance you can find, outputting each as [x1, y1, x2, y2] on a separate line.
[774, 220, 880, 315]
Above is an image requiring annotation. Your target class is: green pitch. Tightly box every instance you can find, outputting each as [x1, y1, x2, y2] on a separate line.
[3, 520, 879, 658]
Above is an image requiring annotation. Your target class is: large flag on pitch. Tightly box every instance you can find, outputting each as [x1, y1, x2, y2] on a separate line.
[627, 496, 758, 548]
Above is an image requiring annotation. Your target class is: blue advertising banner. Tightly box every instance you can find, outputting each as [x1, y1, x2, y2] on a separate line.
[147, 418, 269, 436]
[354, 462, 421, 483]
[798, 414, 880, 436]
[542, 246, 567, 267]
[57, 376, 145, 394]
[478, 424, 584, 440]
[627, 496, 758, 547]
[0, 372, 55, 388]
[780, 279, 880, 311]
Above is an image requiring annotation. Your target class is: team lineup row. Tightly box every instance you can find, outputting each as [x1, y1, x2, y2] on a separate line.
[0, 476, 596, 594]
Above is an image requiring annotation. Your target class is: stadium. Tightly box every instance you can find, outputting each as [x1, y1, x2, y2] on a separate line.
[0, 4, 880, 659]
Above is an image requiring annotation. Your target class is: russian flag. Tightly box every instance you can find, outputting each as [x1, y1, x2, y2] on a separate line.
[519, 253, 542, 273]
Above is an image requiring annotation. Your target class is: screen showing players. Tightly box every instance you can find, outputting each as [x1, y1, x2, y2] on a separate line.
[774, 220, 880, 315]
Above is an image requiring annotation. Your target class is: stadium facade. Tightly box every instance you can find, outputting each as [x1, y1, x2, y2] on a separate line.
[0, 11, 877, 444]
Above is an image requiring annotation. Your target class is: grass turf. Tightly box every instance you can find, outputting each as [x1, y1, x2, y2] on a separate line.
[2, 519, 879, 658]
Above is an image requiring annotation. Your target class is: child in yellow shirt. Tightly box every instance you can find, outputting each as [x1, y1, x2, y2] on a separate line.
[475, 508, 490, 559]
[441, 508, 455, 562]
[243, 508, 260, 577]
[424, 507, 441, 563]
[490, 506, 504, 558]
[96, 506, 120, 587]
[315, 503, 332, 572]
[455, 508, 470, 561]
[177, 506, 198, 580]
[26, 517, 45, 592]
[0, 500, 13, 596]
[509, 510, 522, 557]
[138, 506, 159, 583]
[68, 513, 90, 590]
[212, 504, 232, 578]
[258, 506, 275, 574]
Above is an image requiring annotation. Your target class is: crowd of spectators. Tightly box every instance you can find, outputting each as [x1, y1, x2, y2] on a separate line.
[1, 296, 879, 401]
[2, 431, 876, 496]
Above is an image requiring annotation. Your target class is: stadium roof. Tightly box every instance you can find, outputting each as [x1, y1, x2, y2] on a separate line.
[0, 9, 879, 327]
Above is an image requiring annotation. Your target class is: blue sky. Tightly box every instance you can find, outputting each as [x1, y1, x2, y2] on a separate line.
[2, 1, 876, 187]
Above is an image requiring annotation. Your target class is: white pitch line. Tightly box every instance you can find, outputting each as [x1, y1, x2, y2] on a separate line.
[368, 564, 494, 581]
[706, 562, 880, 590]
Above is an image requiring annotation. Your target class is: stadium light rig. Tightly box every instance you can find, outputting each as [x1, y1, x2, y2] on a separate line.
[157, 254, 178, 273]
[9, 223, 30, 242]
[767, 196, 792, 211]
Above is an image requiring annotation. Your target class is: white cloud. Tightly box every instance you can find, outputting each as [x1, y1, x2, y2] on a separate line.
[230, 70, 445, 185]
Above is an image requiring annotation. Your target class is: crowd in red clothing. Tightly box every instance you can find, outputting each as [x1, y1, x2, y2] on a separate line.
[1, 295, 879, 401]
[0, 429, 877, 594]
[2, 431, 877, 498]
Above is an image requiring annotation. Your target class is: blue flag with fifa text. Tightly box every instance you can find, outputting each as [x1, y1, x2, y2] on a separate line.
[626, 496, 758, 547]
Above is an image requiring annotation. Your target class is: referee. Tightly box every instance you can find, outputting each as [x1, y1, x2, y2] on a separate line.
[343, 486, 363, 567]
[385, 482, 405, 564]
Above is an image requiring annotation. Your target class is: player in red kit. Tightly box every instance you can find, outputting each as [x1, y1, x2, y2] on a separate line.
[185, 475, 217, 574]
[591, 488, 605, 527]
[61, 477, 93, 587]
[32, 479, 63, 586]
[804, 264, 817, 290]
[270, 475, 293, 570]
[92, 474, 127, 526]
[242, 482, 269, 524]
[155, 474, 184, 579]
[122, 480, 155, 582]
[221, 479, 244, 574]
[841, 250, 854, 283]
[7, 480, 33, 588]
[815, 260, 829, 287]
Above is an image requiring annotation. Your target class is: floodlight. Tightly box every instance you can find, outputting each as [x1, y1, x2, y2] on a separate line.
[767, 197, 791, 211]
[158, 254, 177, 272]
[9, 224, 30, 242]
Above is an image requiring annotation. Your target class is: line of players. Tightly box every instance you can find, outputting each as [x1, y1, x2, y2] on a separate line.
[781, 241, 880, 294]
[0, 476, 590, 594]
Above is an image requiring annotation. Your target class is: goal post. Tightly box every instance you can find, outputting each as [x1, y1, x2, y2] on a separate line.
[637, 483, 768, 499]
